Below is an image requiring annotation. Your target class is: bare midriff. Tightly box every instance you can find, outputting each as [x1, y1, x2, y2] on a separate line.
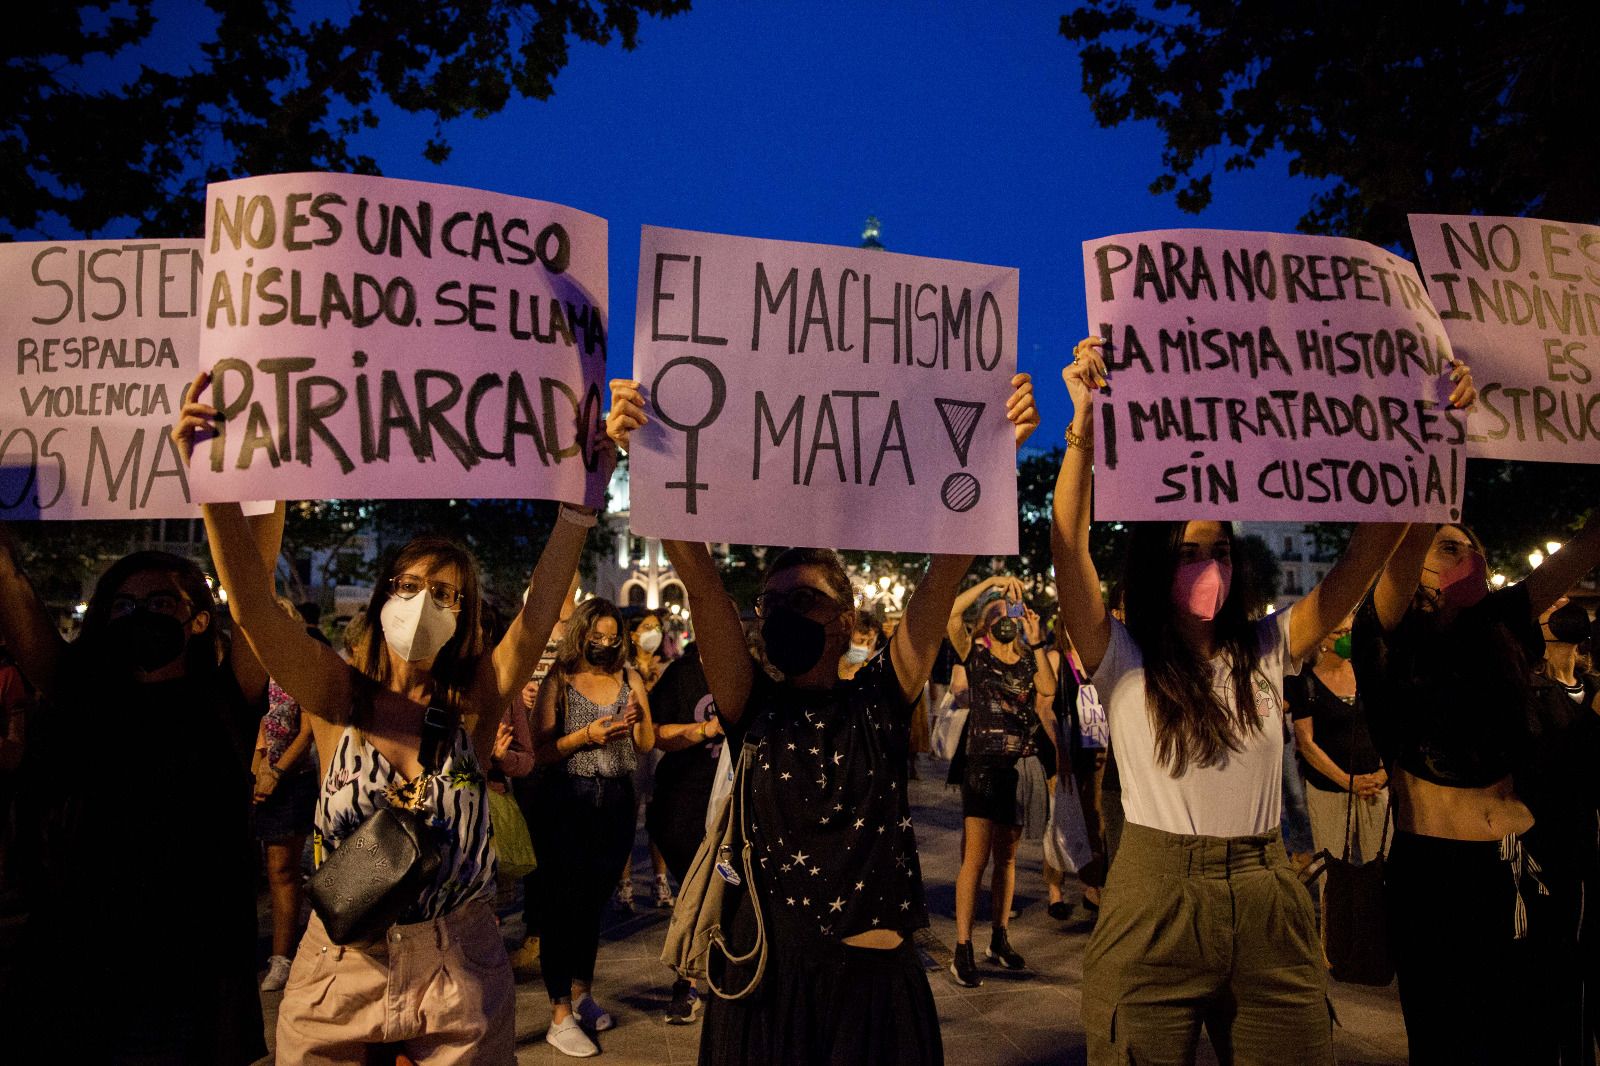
[843, 929, 904, 949]
[1395, 768, 1534, 840]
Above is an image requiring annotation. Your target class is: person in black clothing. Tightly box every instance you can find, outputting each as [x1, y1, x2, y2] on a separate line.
[608, 370, 1038, 1065]
[0, 528, 272, 1065]
[1522, 599, 1600, 1063]
[1353, 517, 1600, 1064]
[646, 641, 724, 1023]
[1286, 613, 1388, 864]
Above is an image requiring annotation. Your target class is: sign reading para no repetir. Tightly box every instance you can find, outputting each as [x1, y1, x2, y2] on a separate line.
[1084, 228, 1465, 523]
[1410, 213, 1600, 464]
[630, 225, 1020, 553]
[1, 239, 203, 519]
[190, 172, 610, 506]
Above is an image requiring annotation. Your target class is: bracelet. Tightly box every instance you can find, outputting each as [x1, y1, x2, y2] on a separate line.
[558, 505, 599, 529]
[1064, 427, 1091, 452]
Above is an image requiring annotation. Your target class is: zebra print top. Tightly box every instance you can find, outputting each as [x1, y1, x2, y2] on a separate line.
[315, 724, 496, 922]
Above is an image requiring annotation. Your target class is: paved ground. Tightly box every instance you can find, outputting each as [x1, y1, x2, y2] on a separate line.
[248, 755, 1410, 1064]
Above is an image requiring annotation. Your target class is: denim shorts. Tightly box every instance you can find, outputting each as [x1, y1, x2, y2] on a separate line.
[253, 769, 318, 842]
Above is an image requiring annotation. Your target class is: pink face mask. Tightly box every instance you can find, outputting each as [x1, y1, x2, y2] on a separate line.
[1435, 550, 1489, 611]
[1172, 559, 1232, 621]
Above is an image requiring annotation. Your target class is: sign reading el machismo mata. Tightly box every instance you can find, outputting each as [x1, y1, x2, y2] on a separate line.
[1083, 228, 1466, 523]
[629, 225, 1021, 554]
[1410, 213, 1600, 464]
[1, 239, 204, 518]
[190, 173, 610, 506]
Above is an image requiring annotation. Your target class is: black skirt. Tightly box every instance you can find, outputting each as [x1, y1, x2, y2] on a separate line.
[961, 757, 1022, 826]
[699, 938, 942, 1066]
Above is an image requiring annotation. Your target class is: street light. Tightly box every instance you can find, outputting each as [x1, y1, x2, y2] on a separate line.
[1546, 541, 1563, 556]
[1528, 550, 1545, 570]
[878, 575, 891, 590]
[1490, 573, 1508, 588]
[892, 583, 905, 600]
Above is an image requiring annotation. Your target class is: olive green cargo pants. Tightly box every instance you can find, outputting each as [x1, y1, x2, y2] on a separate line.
[1083, 822, 1334, 1065]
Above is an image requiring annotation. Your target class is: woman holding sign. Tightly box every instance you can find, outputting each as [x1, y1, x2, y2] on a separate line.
[177, 374, 596, 1065]
[1050, 337, 1468, 1063]
[1351, 518, 1600, 1063]
[607, 371, 1038, 1066]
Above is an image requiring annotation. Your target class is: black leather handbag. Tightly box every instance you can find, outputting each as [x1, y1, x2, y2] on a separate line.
[1301, 781, 1395, 986]
[307, 707, 451, 945]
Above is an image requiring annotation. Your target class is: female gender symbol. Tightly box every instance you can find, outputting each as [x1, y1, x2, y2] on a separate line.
[650, 355, 726, 515]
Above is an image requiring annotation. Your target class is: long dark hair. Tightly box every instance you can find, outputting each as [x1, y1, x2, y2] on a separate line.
[80, 550, 223, 680]
[353, 536, 486, 718]
[1123, 522, 1265, 776]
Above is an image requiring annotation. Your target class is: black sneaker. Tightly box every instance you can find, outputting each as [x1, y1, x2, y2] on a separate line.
[1047, 900, 1075, 922]
[949, 941, 983, 987]
[665, 979, 701, 1025]
[986, 928, 1027, 970]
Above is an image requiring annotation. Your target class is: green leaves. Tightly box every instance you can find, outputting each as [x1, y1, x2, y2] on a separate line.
[4, 0, 691, 239]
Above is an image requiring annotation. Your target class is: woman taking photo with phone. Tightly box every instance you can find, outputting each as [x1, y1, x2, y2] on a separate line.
[178, 372, 595, 1064]
[529, 596, 657, 1057]
[607, 370, 1038, 1065]
[943, 577, 1054, 986]
[1052, 337, 1466, 1063]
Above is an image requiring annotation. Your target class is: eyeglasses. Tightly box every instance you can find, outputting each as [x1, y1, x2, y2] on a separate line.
[108, 592, 192, 619]
[388, 574, 462, 610]
[754, 587, 845, 619]
[588, 635, 624, 648]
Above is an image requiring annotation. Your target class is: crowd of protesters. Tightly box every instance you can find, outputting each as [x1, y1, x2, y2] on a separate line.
[0, 346, 1595, 1066]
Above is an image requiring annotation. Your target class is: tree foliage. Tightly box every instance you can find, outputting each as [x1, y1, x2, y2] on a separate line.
[1060, 2, 1599, 247]
[3, 0, 690, 239]
[1061, 2, 1600, 559]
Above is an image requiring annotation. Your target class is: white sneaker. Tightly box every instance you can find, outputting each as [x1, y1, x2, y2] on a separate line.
[546, 1016, 599, 1057]
[615, 878, 635, 910]
[575, 992, 615, 1032]
[654, 874, 675, 909]
[260, 954, 292, 992]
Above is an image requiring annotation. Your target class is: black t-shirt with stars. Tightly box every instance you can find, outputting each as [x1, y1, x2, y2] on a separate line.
[724, 651, 929, 946]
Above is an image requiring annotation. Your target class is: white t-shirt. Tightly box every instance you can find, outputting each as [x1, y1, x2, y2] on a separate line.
[1092, 608, 1299, 837]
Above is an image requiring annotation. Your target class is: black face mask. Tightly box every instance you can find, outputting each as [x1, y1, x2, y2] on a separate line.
[761, 607, 828, 678]
[990, 617, 1019, 644]
[584, 641, 622, 670]
[106, 610, 189, 672]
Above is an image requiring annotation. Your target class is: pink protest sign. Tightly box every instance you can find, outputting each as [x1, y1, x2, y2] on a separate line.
[190, 173, 609, 505]
[1410, 213, 1600, 464]
[1, 239, 204, 518]
[1083, 228, 1464, 522]
[630, 225, 1020, 553]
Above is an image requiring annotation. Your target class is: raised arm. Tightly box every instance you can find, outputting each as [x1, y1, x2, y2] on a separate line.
[946, 574, 1022, 661]
[1051, 338, 1112, 672]
[662, 538, 754, 726]
[893, 553, 974, 704]
[1371, 523, 1434, 632]
[227, 501, 287, 705]
[1290, 524, 1409, 662]
[0, 523, 68, 696]
[607, 376, 756, 725]
[203, 501, 354, 731]
[1523, 510, 1600, 618]
[481, 505, 593, 734]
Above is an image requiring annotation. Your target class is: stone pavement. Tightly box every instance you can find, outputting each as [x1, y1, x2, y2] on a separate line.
[253, 759, 1410, 1064]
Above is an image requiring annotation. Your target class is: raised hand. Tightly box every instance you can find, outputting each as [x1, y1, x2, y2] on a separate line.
[1064, 337, 1109, 414]
[170, 370, 218, 463]
[1447, 360, 1477, 411]
[607, 379, 648, 451]
[1005, 372, 1039, 447]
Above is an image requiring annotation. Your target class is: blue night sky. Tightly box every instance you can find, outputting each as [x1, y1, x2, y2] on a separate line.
[332, 0, 1325, 444]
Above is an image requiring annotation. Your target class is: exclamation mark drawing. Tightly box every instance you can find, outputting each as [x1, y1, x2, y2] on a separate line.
[935, 397, 985, 513]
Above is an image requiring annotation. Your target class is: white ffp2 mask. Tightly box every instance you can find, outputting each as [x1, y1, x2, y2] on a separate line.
[380, 592, 459, 662]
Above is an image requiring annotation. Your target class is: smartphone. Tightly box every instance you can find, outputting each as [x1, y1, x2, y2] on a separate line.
[1007, 602, 1026, 618]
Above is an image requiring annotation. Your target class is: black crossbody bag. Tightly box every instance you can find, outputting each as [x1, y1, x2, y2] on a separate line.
[307, 706, 452, 945]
